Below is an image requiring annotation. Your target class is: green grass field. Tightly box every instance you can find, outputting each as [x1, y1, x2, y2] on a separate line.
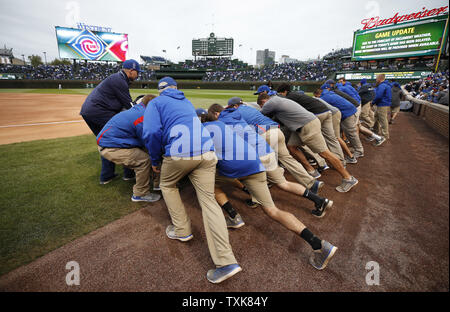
[2, 88, 302, 276]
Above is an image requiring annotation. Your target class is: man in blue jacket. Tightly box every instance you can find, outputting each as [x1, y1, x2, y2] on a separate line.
[372, 74, 392, 140]
[80, 59, 141, 184]
[142, 77, 241, 284]
[96, 95, 161, 203]
[338, 78, 386, 147]
[337, 78, 362, 104]
[320, 84, 365, 163]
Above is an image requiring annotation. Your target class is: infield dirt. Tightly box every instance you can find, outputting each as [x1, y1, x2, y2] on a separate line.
[0, 93, 90, 145]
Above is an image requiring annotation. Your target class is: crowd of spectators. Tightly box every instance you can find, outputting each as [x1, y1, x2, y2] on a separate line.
[404, 71, 449, 105]
[0, 63, 155, 81]
[181, 57, 247, 70]
[0, 50, 447, 85]
[203, 61, 336, 82]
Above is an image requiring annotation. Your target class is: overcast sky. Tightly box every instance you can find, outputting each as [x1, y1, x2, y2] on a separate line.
[0, 0, 448, 65]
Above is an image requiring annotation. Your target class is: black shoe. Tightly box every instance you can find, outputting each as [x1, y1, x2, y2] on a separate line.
[245, 199, 259, 208]
[317, 165, 330, 173]
[311, 199, 333, 218]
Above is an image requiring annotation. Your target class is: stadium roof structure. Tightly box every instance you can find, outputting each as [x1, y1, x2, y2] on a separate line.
[0, 48, 13, 57]
[141, 55, 168, 65]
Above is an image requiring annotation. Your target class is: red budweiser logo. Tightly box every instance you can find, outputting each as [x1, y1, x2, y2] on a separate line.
[361, 6, 449, 30]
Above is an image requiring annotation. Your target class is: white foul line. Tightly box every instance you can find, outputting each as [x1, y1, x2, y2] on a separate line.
[0, 120, 84, 128]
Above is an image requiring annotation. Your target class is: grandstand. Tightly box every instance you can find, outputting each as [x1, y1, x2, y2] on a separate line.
[140, 55, 169, 65]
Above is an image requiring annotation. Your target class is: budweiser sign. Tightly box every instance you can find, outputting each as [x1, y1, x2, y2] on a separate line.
[361, 6, 449, 30]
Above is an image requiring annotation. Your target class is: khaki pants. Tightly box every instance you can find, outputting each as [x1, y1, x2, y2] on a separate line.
[332, 111, 342, 139]
[288, 119, 328, 154]
[374, 106, 390, 139]
[341, 114, 364, 154]
[391, 106, 401, 114]
[261, 128, 314, 188]
[301, 145, 327, 167]
[99, 146, 149, 196]
[316, 111, 345, 162]
[355, 105, 361, 123]
[360, 102, 375, 128]
[217, 172, 275, 208]
[259, 152, 287, 185]
[288, 119, 329, 168]
[160, 151, 236, 267]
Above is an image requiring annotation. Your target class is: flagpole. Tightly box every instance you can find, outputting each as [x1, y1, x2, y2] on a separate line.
[435, 15, 449, 73]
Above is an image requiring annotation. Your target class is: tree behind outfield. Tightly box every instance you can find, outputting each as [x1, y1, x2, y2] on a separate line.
[50, 58, 71, 66]
[28, 55, 43, 67]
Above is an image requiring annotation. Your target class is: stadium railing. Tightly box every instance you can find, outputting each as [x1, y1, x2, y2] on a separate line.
[402, 85, 449, 139]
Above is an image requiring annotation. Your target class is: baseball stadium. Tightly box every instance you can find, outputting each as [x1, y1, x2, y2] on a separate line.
[0, 0, 448, 301]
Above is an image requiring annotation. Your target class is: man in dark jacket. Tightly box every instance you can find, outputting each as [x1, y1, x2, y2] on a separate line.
[80, 59, 142, 184]
[358, 79, 376, 128]
[390, 82, 404, 124]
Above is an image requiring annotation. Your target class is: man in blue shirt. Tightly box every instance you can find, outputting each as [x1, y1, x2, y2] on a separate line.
[96, 95, 160, 203]
[80, 59, 141, 184]
[372, 74, 392, 140]
[142, 77, 241, 284]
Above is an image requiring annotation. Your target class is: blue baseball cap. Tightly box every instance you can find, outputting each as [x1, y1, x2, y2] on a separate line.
[158, 76, 177, 90]
[360, 79, 367, 85]
[254, 85, 271, 95]
[123, 59, 143, 72]
[321, 84, 331, 90]
[228, 97, 244, 106]
[195, 108, 207, 116]
[325, 79, 335, 85]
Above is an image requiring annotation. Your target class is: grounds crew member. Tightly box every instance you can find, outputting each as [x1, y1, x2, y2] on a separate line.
[276, 83, 346, 166]
[358, 79, 376, 130]
[258, 93, 358, 193]
[200, 117, 338, 270]
[96, 95, 161, 203]
[254, 84, 277, 96]
[337, 78, 386, 147]
[208, 104, 329, 214]
[372, 74, 392, 140]
[390, 82, 404, 124]
[80, 59, 141, 184]
[313, 88, 358, 164]
[142, 77, 241, 284]
[227, 97, 321, 192]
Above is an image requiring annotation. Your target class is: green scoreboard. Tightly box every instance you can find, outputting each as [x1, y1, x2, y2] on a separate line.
[192, 33, 234, 56]
[352, 14, 448, 60]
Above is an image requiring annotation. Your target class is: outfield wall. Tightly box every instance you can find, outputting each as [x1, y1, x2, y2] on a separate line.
[0, 79, 324, 92]
[403, 86, 449, 139]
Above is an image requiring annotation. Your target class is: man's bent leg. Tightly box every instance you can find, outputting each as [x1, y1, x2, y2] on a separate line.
[189, 152, 237, 267]
[160, 157, 196, 237]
